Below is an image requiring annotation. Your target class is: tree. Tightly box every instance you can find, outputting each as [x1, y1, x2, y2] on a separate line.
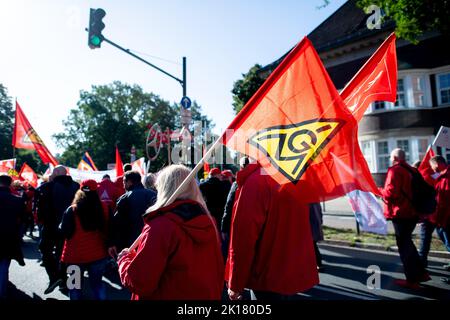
[231, 64, 266, 114]
[0, 84, 14, 159]
[54, 81, 212, 172]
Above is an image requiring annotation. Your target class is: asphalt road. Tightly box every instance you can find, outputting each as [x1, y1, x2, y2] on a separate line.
[5, 237, 450, 301]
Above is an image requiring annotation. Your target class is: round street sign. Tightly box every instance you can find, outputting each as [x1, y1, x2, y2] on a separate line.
[180, 96, 192, 109]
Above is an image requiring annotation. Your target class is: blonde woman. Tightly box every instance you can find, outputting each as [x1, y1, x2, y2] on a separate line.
[117, 165, 224, 300]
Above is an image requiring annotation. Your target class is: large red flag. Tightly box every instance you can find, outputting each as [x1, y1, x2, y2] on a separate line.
[418, 147, 436, 186]
[12, 102, 59, 166]
[341, 33, 397, 121]
[222, 37, 379, 202]
[19, 162, 38, 188]
[115, 146, 124, 177]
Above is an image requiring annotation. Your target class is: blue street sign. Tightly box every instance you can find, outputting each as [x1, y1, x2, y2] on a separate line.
[180, 96, 192, 109]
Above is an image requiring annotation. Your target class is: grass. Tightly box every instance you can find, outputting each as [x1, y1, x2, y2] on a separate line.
[323, 226, 447, 252]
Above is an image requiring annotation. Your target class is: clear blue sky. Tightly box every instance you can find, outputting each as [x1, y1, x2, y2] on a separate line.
[0, 0, 347, 155]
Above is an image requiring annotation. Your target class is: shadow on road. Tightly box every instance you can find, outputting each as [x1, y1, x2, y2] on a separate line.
[316, 246, 450, 300]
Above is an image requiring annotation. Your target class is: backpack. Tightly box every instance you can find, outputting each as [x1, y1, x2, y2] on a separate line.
[400, 164, 437, 215]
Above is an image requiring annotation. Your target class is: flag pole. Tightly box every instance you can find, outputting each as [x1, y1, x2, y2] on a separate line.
[12, 97, 17, 163]
[128, 134, 223, 252]
[431, 126, 443, 147]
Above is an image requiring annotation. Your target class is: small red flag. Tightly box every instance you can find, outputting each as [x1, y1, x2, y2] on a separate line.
[222, 37, 379, 202]
[13, 102, 59, 166]
[341, 33, 397, 121]
[19, 162, 38, 188]
[115, 146, 124, 177]
[418, 147, 436, 186]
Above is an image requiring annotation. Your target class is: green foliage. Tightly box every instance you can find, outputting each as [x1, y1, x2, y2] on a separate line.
[231, 64, 266, 114]
[357, 0, 450, 44]
[54, 81, 212, 172]
[0, 84, 14, 159]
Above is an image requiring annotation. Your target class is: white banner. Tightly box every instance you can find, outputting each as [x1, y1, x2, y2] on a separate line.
[66, 168, 116, 182]
[433, 126, 450, 149]
[346, 190, 387, 235]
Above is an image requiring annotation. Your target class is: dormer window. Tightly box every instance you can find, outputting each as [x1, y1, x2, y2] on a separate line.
[437, 73, 450, 105]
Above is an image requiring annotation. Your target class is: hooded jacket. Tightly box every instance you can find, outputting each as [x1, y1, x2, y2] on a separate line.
[118, 200, 224, 300]
[225, 163, 319, 295]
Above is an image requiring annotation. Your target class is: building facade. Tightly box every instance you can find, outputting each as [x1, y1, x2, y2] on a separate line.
[260, 0, 450, 185]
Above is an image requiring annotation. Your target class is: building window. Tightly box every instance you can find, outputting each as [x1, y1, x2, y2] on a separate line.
[361, 141, 374, 172]
[417, 138, 429, 161]
[411, 75, 426, 107]
[395, 78, 407, 107]
[374, 101, 386, 110]
[396, 139, 410, 162]
[437, 73, 450, 105]
[377, 141, 390, 172]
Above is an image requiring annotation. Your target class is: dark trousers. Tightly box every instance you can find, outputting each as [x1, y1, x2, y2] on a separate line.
[392, 219, 427, 283]
[418, 220, 435, 267]
[436, 226, 450, 252]
[313, 242, 322, 267]
[39, 227, 66, 283]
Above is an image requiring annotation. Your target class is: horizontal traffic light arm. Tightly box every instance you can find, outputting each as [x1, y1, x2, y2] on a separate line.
[98, 33, 184, 86]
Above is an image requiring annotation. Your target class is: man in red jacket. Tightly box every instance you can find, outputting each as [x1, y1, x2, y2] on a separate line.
[380, 148, 430, 289]
[429, 155, 450, 283]
[226, 161, 318, 300]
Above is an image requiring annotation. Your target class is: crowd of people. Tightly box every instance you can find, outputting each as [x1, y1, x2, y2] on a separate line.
[0, 148, 449, 300]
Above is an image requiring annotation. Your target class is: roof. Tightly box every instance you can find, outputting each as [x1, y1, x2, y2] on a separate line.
[260, 0, 393, 74]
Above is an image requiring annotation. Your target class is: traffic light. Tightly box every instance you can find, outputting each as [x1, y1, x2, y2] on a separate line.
[88, 8, 106, 49]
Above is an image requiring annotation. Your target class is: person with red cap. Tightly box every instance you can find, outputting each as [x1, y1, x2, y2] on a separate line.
[59, 179, 110, 300]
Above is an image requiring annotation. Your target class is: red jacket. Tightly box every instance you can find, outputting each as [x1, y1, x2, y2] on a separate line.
[433, 166, 450, 228]
[381, 161, 418, 220]
[225, 163, 319, 295]
[60, 204, 109, 264]
[98, 178, 120, 212]
[118, 200, 224, 300]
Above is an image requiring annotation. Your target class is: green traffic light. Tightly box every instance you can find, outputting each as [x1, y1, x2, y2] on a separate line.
[90, 35, 101, 46]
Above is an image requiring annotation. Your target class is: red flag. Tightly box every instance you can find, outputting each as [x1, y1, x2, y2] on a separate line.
[19, 162, 38, 188]
[203, 146, 210, 179]
[13, 102, 59, 166]
[418, 147, 436, 186]
[0, 158, 16, 173]
[341, 33, 397, 121]
[115, 146, 124, 177]
[222, 37, 379, 202]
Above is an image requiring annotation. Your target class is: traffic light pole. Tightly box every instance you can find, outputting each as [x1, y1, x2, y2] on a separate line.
[98, 35, 187, 96]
